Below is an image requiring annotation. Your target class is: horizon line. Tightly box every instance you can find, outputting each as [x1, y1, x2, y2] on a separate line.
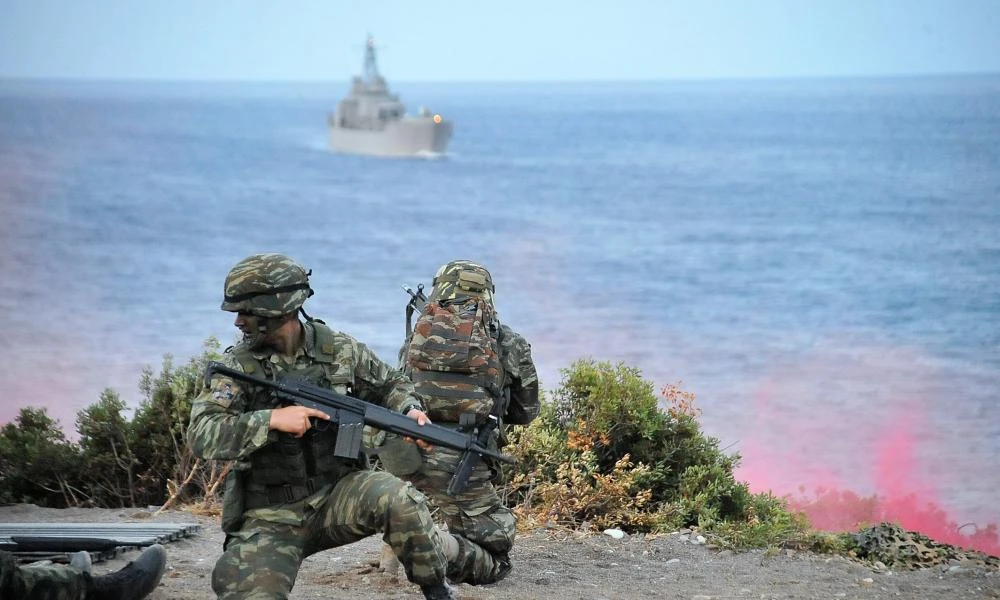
[2, 70, 999, 86]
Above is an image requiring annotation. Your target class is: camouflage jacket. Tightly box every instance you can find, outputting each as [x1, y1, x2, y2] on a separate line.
[496, 324, 540, 424]
[188, 320, 423, 462]
[187, 321, 424, 526]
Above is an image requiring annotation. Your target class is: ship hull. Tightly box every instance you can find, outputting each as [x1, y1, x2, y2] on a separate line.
[328, 117, 453, 157]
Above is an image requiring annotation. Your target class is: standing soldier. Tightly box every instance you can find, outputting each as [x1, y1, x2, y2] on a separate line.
[376, 260, 540, 585]
[187, 253, 459, 600]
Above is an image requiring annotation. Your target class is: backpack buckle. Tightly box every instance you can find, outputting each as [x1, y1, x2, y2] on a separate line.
[458, 412, 478, 432]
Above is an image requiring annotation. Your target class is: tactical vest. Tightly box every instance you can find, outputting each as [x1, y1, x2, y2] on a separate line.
[232, 322, 360, 509]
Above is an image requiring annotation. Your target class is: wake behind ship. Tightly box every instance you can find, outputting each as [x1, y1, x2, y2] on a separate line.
[327, 36, 453, 157]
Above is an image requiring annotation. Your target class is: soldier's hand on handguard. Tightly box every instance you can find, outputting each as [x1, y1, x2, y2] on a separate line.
[270, 405, 331, 437]
[404, 407, 435, 451]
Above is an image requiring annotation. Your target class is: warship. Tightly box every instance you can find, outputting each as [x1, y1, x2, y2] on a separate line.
[328, 36, 453, 157]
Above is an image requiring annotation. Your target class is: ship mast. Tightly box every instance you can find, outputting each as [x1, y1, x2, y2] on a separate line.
[363, 34, 380, 83]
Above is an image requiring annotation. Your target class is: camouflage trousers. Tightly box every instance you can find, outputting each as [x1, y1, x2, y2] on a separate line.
[212, 470, 447, 599]
[400, 444, 517, 585]
[0, 550, 88, 600]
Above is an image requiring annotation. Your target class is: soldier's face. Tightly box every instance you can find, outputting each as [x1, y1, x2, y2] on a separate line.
[234, 312, 270, 350]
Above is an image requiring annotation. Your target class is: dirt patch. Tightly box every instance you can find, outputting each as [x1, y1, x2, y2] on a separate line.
[2, 504, 997, 599]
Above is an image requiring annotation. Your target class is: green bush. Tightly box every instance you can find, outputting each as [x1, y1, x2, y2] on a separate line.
[76, 390, 137, 507]
[131, 339, 223, 506]
[0, 338, 222, 509]
[0, 407, 83, 506]
[502, 359, 813, 548]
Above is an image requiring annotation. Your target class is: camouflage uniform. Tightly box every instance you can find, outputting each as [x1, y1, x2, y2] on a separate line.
[388, 261, 540, 585]
[0, 551, 87, 600]
[1, 546, 166, 600]
[188, 253, 452, 600]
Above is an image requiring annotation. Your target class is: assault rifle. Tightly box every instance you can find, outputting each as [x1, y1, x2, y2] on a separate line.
[203, 361, 514, 495]
[402, 282, 427, 337]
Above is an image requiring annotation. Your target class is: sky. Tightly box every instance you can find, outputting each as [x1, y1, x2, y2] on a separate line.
[2, 0, 1000, 82]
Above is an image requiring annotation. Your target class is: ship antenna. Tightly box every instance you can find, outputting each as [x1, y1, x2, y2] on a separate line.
[363, 34, 380, 82]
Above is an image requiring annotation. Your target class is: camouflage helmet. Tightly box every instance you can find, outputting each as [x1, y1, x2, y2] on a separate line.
[429, 259, 494, 304]
[221, 253, 314, 317]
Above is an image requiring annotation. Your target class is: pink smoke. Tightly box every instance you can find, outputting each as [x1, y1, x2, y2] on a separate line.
[737, 364, 999, 557]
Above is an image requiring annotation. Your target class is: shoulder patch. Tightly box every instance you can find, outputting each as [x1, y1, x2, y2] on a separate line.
[212, 381, 237, 407]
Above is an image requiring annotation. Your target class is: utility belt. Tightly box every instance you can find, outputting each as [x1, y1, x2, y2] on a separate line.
[244, 463, 354, 509]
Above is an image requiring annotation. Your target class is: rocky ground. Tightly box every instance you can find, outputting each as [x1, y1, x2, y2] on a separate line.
[2, 504, 998, 599]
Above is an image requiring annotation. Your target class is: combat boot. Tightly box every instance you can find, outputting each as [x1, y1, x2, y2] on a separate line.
[88, 544, 166, 600]
[420, 580, 458, 600]
[493, 553, 512, 582]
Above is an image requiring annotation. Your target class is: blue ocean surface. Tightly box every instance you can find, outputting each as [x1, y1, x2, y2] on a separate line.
[1, 76, 997, 530]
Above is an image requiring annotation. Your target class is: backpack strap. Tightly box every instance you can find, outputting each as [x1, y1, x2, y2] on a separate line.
[492, 322, 510, 420]
[310, 321, 342, 384]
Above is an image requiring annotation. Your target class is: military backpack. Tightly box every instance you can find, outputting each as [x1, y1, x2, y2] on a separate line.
[404, 264, 506, 424]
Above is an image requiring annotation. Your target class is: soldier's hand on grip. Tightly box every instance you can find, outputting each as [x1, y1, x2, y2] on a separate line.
[405, 407, 435, 451]
[270, 405, 331, 437]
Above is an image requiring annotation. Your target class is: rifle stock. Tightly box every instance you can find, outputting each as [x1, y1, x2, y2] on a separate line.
[203, 361, 514, 495]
